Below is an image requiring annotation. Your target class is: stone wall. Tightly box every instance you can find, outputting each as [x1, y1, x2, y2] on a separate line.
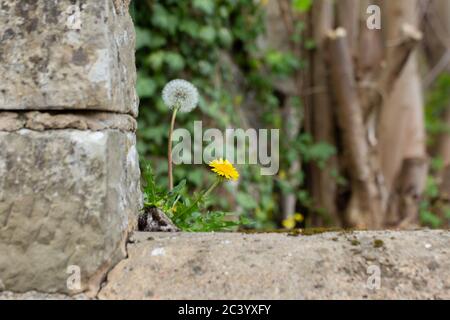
[0, 0, 138, 115]
[0, 0, 141, 296]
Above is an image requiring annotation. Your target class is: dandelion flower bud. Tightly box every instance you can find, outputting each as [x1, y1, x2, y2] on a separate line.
[162, 79, 199, 113]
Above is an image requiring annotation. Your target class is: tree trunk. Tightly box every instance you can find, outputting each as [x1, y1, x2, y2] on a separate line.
[386, 158, 428, 228]
[379, 0, 427, 193]
[328, 28, 382, 228]
[379, 1, 428, 226]
[309, 0, 339, 226]
[336, 0, 360, 56]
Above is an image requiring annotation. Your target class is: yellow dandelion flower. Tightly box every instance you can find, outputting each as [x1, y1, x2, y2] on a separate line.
[209, 158, 239, 181]
[282, 217, 296, 229]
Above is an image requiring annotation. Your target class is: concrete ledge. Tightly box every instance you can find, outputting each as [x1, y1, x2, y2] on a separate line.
[97, 230, 449, 300]
[0, 291, 89, 300]
[1, 230, 448, 299]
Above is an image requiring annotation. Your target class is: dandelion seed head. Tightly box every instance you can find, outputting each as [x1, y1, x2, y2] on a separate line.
[162, 79, 199, 113]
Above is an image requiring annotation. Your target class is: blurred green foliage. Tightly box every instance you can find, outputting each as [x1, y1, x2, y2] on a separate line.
[131, 0, 447, 230]
[425, 73, 450, 143]
[292, 0, 312, 13]
[422, 72, 450, 228]
[131, 0, 331, 229]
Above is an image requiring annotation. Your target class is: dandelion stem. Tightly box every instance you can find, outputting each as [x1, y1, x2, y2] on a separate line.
[168, 106, 179, 191]
[203, 178, 221, 199]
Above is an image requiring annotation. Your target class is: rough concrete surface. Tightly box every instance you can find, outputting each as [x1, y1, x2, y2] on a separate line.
[97, 230, 449, 300]
[0, 0, 138, 116]
[0, 111, 137, 132]
[0, 129, 142, 296]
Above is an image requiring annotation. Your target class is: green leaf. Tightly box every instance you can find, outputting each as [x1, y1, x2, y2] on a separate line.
[425, 176, 439, 198]
[193, 0, 215, 14]
[444, 206, 450, 219]
[236, 193, 258, 210]
[165, 52, 185, 71]
[179, 19, 199, 37]
[136, 75, 156, 98]
[420, 211, 442, 228]
[135, 27, 167, 50]
[187, 170, 204, 186]
[141, 160, 157, 204]
[217, 28, 233, 47]
[292, 0, 312, 13]
[151, 4, 177, 34]
[197, 60, 213, 75]
[198, 26, 216, 43]
[304, 142, 336, 162]
[147, 51, 165, 70]
[304, 39, 316, 50]
[169, 179, 187, 196]
[135, 27, 152, 50]
[265, 50, 300, 76]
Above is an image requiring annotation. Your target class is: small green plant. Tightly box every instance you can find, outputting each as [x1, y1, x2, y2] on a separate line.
[141, 159, 245, 232]
[140, 79, 246, 232]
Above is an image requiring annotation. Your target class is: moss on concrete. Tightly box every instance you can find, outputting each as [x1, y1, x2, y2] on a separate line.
[373, 239, 384, 248]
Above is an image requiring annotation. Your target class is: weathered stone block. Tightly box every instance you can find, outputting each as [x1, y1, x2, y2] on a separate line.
[0, 0, 138, 116]
[0, 129, 142, 295]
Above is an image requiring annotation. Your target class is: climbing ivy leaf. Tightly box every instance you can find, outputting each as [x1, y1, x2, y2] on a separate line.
[136, 75, 156, 98]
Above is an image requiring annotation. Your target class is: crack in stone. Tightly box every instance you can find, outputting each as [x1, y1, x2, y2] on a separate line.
[95, 230, 134, 299]
[0, 111, 137, 132]
[2, 203, 13, 227]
